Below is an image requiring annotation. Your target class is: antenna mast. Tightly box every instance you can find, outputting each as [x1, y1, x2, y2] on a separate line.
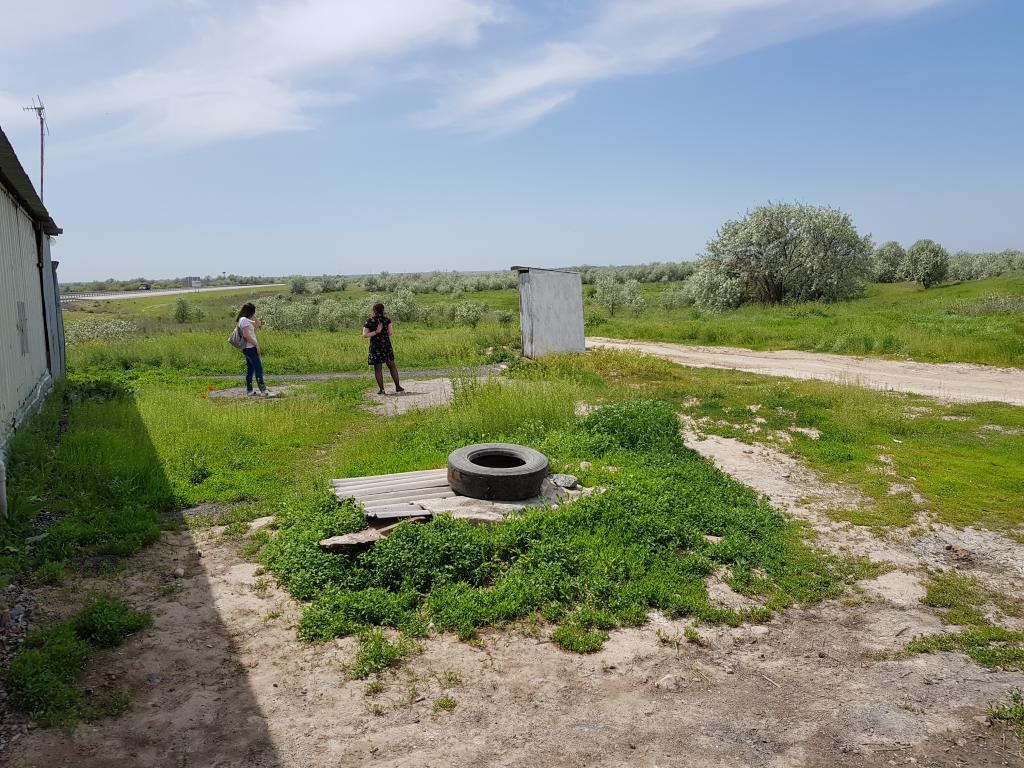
[22, 96, 48, 202]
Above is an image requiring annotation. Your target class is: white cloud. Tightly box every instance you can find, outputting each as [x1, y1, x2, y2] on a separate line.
[3, 0, 947, 150]
[427, 0, 948, 133]
[24, 0, 500, 151]
[0, 0, 172, 51]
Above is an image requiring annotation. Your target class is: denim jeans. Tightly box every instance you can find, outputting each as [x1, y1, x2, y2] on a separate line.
[242, 347, 265, 393]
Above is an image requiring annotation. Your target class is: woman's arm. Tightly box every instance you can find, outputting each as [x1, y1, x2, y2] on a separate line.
[386, 322, 394, 336]
[362, 321, 384, 338]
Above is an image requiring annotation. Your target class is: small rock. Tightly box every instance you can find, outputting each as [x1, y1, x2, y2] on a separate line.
[248, 516, 275, 533]
[579, 461, 593, 471]
[973, 715, 993, 727]
[955, 739, 966, 747]
[172, 567, 185, 578]
[703, 535, 722, 545]
[604, 466, 619, 473]
[9, 603, 26, 623]
[146, 674, 162, 685]
[551, 474, 579, 490]
[655, 674, 687, 691]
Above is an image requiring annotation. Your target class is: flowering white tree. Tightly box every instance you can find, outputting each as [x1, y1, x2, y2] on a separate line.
[902, 239, 950, 288]
[594, 275, 645, 316]
[688, 203, 872, 310]
[871, 241, 906, 283]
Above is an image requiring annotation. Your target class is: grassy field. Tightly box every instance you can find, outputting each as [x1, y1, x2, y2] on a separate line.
[4, 277, 1022, 726]
[594, 276, 1024, 367]
[63, 275, 1024, 372]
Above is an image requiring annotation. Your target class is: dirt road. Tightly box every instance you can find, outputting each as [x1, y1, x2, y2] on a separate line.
[587, 337, 1024, 406]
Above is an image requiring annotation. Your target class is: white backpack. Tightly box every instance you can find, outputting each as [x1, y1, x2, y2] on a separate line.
[228, 323, 246, 350]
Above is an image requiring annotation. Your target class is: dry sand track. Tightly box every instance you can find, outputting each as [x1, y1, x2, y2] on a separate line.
[587, 338, 1024, 406]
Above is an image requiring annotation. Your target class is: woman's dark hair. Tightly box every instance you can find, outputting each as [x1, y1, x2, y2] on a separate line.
[372, 302, 385, 316]
[237, 302, 256, 321]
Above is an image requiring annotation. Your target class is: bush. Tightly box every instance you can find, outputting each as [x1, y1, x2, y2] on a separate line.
[949, 250, 1024, 281]
[902, 239, 950, 288]
[452, 302, 486, 328]
[583, 400, 683, 454]
[388, 291, 418, 322]
[172, 297, 204, 324]
[64, 319, 140, 345]
[688, 202, 872, 310]
[594, 276, 645, 316]
[495, 309, 516, 327]
[288, 276, 308, 295]
[659, 286, 691, 310]
[871, 241, 906, 283]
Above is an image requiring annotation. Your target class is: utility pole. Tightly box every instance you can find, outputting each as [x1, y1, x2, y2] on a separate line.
[22, 96, 48, 202]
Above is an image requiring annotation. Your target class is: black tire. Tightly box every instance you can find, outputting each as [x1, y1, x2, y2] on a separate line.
[447, 443, 549, 501]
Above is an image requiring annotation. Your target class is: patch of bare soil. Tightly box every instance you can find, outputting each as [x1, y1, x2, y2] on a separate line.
[364, 378, 456, 416]
[587, 337, 1024, 406]
[5, 527, 1024, 768]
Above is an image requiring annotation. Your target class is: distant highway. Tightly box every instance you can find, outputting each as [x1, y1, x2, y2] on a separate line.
[60, 283, 286, 302]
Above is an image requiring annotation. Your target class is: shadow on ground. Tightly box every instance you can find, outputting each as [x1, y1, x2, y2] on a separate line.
[3, 390, 283, 768]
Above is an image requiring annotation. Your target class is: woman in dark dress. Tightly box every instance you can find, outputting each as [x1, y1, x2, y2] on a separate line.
[363, 302, 404, 395]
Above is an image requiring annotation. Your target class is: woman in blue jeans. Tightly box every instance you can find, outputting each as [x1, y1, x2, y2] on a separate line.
[236, 303, 272, 397]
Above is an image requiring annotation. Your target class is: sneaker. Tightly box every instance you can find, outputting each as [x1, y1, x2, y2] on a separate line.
[395, 386, 405, 393]
[262, 389, 279, 399]
[246, 390, 259, 397]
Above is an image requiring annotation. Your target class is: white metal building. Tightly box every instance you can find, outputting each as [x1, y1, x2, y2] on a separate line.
[0, 124, 64, 453]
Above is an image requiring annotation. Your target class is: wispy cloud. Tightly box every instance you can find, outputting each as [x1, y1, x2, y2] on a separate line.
[425, 0, 947, 133]
[12, 0, 500, 151]
[2, 0, 946, 151]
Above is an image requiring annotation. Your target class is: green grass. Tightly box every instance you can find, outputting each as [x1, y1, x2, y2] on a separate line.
[1, 378, 176, 579]
[434, 696, 457, 711]
[2, 596, 150, 725]
[66, 276, 1024, 374]
[520, 349, 1024, 532]
[261, 391, 869, 664]
[903, 626, 1024, 670]
[991, 689, 1024, 743]
[591, 276, 1024, 367]
[68, 324, 519, 375]
[349, 628, 417, 679]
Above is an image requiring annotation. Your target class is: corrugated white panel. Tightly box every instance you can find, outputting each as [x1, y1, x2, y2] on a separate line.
[0, 184, 49, 443]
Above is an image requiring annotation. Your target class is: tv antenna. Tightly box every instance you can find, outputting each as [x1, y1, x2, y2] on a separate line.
[22, 96, 48, 202]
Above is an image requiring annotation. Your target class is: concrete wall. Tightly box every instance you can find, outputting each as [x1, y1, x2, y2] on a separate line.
[516, 267, 585, 358]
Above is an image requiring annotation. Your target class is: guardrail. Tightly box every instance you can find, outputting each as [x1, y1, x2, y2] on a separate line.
[60, 284, 285, 303]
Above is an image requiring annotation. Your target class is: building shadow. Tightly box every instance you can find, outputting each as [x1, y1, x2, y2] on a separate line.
[3, 382, 284, 768]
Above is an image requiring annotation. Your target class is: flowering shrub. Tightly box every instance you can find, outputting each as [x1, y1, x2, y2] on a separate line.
[688, 203, 872, 311]
[871, 241, 906, 283]
[65, 319, 141, 345]
[902, 239, 949, 288]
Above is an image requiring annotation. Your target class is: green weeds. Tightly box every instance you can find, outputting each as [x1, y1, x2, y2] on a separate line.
[2, 596, 150, 725]
[266, 394, 864, 663]
[990, 689, 1024, 742]
[349, 628, 417, 679]
[434, 696, 457, 711]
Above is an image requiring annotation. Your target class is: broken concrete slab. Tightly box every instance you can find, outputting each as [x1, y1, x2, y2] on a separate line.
[319, 517, 429, 551]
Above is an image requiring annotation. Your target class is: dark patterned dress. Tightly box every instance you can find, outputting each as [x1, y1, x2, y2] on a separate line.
[365, 314, 395, 365]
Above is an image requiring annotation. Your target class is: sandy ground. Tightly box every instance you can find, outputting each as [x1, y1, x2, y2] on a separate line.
[6, 517, 1024, 768]
[587, 338, 1024, 406]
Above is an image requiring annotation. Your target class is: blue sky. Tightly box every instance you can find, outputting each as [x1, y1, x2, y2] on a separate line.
[1, 0, 1021, 281]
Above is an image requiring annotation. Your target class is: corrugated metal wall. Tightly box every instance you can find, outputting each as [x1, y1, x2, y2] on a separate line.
[0, 183, 50, 442]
